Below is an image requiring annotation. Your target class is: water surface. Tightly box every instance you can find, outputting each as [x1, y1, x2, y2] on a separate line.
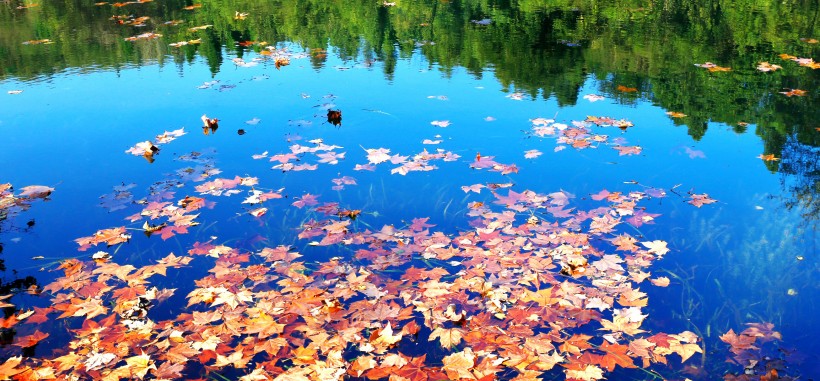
[1, 0, 817, 379]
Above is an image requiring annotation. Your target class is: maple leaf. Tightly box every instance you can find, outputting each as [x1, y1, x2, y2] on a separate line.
[559, 334, 593, 355]
[585, 298, 611, 311]
[524, 288, 561, 306]
[85, 352, 118, 371]
[613, 145, 642, 156]
[742, 322, 782, 341]
[159, 225, 189, 240]
[154, 128, 186, 144]
[719, 329, 758, 353]
[649, 277, 670, 287]
[599, 316, 646, 336]
[14, 330, 49, 348]
[668, 340, 702, 363]
[70, 297, 108, 319]
[396, 355, 429, 381]
[126, 140, 159, 156]
[564, 363, 604, 381]
[350, 355, 377, 377]
[641, 240, 669, 256]
[291, 346, 317, 365]
[429, 327, 464, 348]
[0, 356, 27, 379]
[617, 288, 648, 307]
[461, 184, 485, 194]
[598, 341, 637, 371]
[628, 338, 656, 362]
[152, 361, 185, 379]
[215, 351, 249, 368]
[524, 149, 542, 159]
[687, 193, 716, 208]
[124, 352, 157, 379]
[369, 322, 403, 352]
[441, 348, 476, 379]
[240, 368, 273, 381]
[365, 148, 392, 164]
[292, 193, 320, 208]
[269, 152, 298, 163]
[610, 234, 639, 252]
[75, 226, 131, 251]
[316, 151, 345, 164]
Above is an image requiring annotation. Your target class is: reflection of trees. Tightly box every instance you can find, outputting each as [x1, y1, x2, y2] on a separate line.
[2, 0, 819, 212]
[779, 135, 820, 224]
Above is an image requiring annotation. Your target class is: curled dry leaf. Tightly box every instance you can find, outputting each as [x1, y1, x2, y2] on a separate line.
[19, 185, 54, 199]
[649, 277, 670, 287]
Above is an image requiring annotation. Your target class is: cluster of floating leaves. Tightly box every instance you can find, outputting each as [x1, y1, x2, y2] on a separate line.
[720, 323, 798, 380]
[0, 108, 738, 381]
[2, 179, 709, 380]
[777, 53, 820, 70]
[125, 128, 185, 163]
[6, 6, 813, 377]
[527, 117, 641, 156]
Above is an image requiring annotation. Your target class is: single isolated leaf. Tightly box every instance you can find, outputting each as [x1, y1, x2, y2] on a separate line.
[758, 154, 780, 161]
[779, 88, 807, 97]
[687, 193, 716, 208]
[756, 62, 782, 72]
[19, 185, 54, 199]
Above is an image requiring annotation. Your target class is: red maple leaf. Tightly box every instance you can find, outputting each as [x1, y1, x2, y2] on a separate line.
[396, 355, 429, 381]
[14, 330, 49, 347]
[597, 341, 636, 371]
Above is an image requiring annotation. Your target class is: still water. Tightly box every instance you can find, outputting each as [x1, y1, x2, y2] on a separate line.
[0, 0, 817, 379]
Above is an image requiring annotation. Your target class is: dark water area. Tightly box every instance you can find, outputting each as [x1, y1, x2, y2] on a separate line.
[0, 0, 818, 380]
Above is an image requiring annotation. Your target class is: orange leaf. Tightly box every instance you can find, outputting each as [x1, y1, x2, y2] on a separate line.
[597, 341, 636, 371]
[0, 356, 27, 379]
[14, 330, 49, 348]
[441, 348, 476, 379]
[649, 277, 670, 287]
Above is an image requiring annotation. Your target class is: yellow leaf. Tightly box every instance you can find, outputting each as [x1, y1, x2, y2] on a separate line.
[441, 348, 476, 379]
[429, 327, 464, 348]
[650, 277, 670, 287]
[564, 364, 604, 381]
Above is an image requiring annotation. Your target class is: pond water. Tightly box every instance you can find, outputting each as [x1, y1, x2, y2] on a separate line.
[0, 0, 818, 380]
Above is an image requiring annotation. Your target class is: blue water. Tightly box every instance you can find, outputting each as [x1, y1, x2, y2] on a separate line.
[1, 42, 818, 378]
